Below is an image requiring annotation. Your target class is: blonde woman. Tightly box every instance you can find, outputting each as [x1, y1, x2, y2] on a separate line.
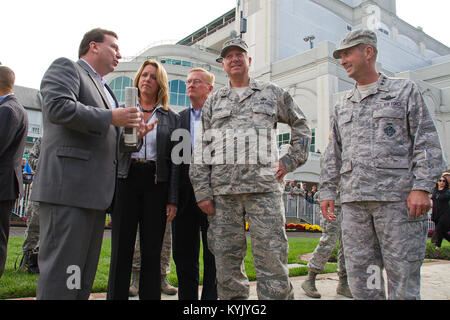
[107, 59, 179, 300]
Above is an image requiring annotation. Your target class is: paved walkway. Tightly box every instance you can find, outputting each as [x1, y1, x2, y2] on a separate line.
[13, 260, 450, 300]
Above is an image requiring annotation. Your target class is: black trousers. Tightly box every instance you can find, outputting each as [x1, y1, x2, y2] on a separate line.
[0, 200, 14, 278]
[435, 213, 450, 248]
[107, 162, 167, 300]
[172, 188, 217, 300]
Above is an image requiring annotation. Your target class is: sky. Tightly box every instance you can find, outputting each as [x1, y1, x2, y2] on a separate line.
[1, 0, 449, 89]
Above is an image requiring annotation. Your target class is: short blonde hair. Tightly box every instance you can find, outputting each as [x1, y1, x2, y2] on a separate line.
[188, 67, 215, 86]
[134, 59, 170, 109]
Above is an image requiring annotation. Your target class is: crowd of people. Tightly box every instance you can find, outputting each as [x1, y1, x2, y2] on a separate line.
[0, 27, 449, 301]
[284, 181, 319, 204]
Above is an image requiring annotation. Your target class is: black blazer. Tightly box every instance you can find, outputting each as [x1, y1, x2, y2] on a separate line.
[0, 95, 28, 201]
[179, 108, 192, 186]
[176, 108, 200, 215]
[117, 107, 180, 205]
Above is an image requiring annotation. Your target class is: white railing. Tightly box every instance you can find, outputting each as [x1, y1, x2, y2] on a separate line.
[12, 183, 33, 218]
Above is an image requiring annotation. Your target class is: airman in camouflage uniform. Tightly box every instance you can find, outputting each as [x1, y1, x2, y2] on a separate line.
[302, 192, 352, 298]
[320, 30, 445, 300]
[20, 137, 41, 273]
[189, 38, 311, 300]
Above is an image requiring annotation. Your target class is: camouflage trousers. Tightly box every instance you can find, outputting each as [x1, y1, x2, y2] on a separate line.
[341, 201, 427, 300]
[22, 201, 40, 252]
[308, 206, 346, 277]
[132, 222, 172, 276]
[208, 192, 294, 300]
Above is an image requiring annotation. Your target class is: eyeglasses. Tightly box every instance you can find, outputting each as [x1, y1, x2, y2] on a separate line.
[186, 79, 203, 86]
[438, 179, 446, 182]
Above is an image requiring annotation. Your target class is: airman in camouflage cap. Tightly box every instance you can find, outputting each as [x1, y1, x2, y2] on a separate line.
[190, 34, 311, 300]
[321, 27, 445, 300]
[220, 37, 249, 58]
[333, 29, 377, 59]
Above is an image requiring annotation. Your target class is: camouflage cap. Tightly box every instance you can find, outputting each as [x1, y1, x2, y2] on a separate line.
[333, 29, 377, 59]
[220, 37, 248, 58]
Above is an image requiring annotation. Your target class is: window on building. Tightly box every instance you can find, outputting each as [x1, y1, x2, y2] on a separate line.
[160, 58, 192, 68]
[278, 129, 316, 152]
[169, 80, 190, 107]
[277, 132, 290, 147]
[310, 128, 316, 153]
[31, 126, 40, 134]
[109, 76, 133, 103]
[378, 28, 389, 36]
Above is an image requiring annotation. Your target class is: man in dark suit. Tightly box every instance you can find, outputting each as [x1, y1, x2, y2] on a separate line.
[31, 28, 142, 300]
[0, 66, 28, 279]
[172, 68, 217, 300]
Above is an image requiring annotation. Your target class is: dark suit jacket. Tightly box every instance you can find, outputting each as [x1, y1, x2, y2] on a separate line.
[178, 108, 198, 212]
[0, 95, 28, 201]
[31, 58, 119, 211]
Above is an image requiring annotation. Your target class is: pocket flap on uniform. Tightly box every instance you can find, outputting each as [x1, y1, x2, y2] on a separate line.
[211, 108, 232, 122]
[339, 160, 352, 174]
[251, 105, 276, 116]
[337, 112, 352, 125]
[374, 158, 409, 169]
[56, 146, 91, 161]
[373, 108, 404, 119]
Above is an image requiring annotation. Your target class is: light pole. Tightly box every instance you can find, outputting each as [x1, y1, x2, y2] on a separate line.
[303, 35, 315, 49]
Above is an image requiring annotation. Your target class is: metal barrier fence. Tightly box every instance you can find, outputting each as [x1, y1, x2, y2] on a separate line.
[12, 183, 33, 218]
[283, 193, 322, 227]
[283, 192, 435, 231]
[12, 186, 436, 232]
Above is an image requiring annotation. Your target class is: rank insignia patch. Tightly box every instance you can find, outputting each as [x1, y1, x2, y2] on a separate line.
[384, 123, 396, 137]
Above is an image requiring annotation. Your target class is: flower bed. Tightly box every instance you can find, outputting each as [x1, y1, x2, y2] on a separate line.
[245, 222, 322, 233]
[285, 223, 322, 233]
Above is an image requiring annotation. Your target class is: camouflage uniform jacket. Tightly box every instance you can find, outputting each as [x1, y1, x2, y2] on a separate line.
[320, 74, 445, 203]
[28, 138, 41, 172]
[190, 78, 311, 202]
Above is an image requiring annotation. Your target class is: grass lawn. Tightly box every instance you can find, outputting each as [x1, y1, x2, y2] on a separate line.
[0, 236, 323, 299]
[1, 235, 448, 299]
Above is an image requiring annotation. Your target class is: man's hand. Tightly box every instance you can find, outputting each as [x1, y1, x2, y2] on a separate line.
[137, 117, 158, 140]
[166, 203, 177, 223]
[407, 190, 431, 217]
[197, 200, 215, 215]
[111, 107, 141, 127]
[320, 200, 336, 222]
[274, 162, 288, 183]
